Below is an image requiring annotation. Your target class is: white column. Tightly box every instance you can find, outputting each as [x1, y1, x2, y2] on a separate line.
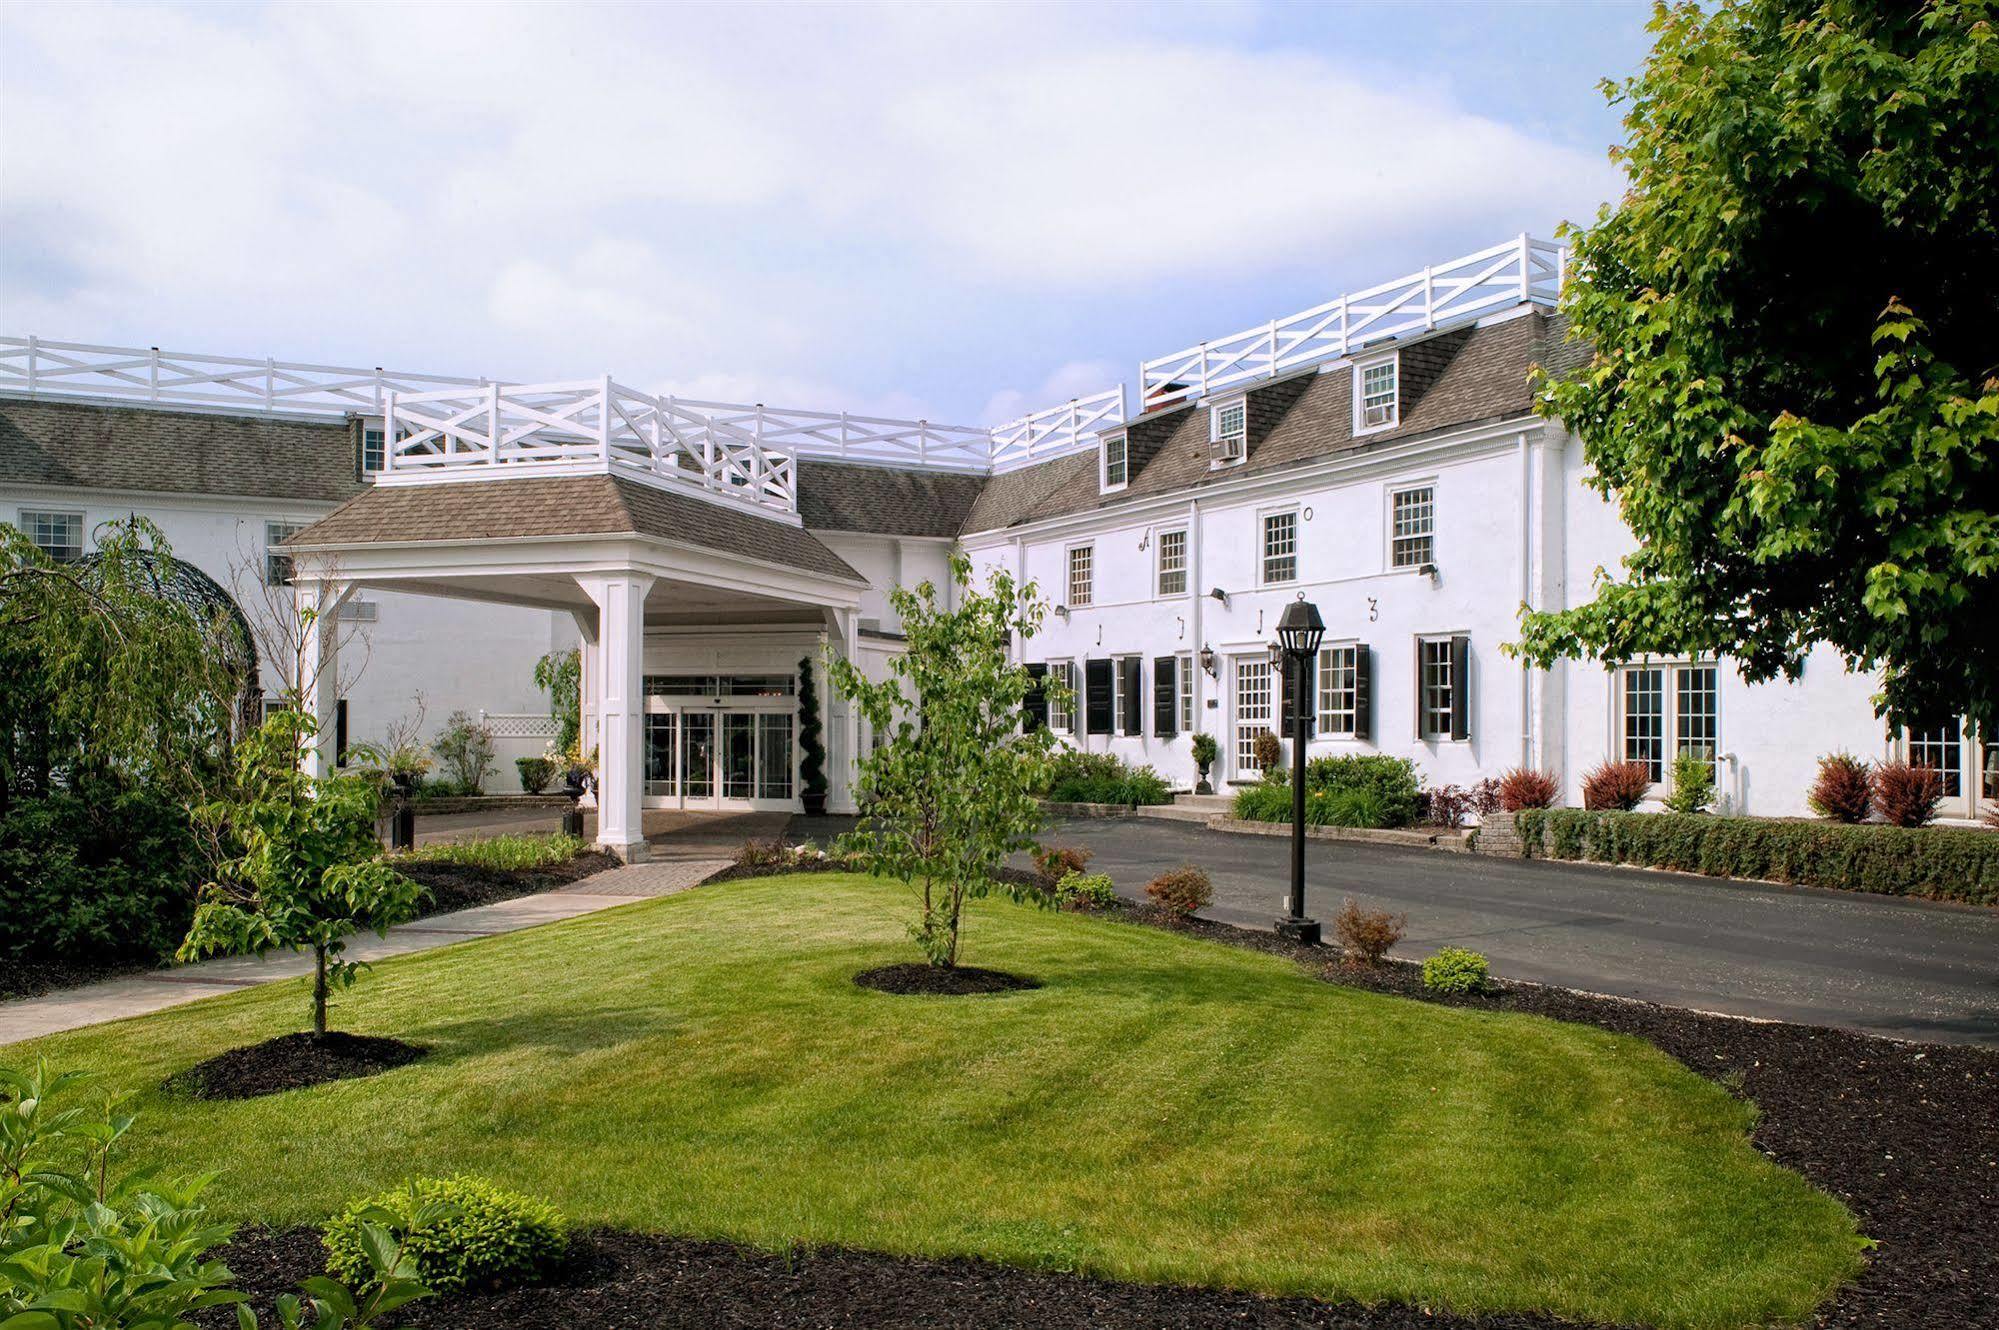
[576, 573, 654, 861]
[296, 577, 352, 779]
[570, 607, 600, 807]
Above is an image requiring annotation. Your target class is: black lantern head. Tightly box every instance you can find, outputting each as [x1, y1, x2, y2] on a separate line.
[1275, 597, 1326, 657]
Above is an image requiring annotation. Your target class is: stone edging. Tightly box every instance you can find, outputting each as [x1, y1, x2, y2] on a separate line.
[411, 794, 576, 815]
[1206, 816, 1474, 853]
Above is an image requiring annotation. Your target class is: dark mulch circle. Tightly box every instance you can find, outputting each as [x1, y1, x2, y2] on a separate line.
[395, 850, 618, 912]
[855, 963, 1041, 996]
[202, 1226, 1589, 1330]
[165, 1032, 428, 1101]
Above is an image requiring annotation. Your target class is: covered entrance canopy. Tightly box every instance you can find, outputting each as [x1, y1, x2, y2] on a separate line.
[286, 469, 870, 862]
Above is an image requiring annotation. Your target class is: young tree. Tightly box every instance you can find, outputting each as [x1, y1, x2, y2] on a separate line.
[533, 648, 582, 756]
[1515, 0, 1999, 731]
[827, 555, 1065, 968]
[179, 700, 423, 1037]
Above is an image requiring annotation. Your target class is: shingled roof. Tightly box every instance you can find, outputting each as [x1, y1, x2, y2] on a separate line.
[796, 459, 985, 537]
[289, 473, 865, 582]
[0, 398, 363, 502]
[960, 311, 1585, 535]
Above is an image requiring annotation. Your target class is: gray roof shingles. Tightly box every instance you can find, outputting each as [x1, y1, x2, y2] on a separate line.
[795, 460, 986, 537]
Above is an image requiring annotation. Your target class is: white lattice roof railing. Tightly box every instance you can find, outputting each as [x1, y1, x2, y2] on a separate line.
[1139, 234, 1566, 408]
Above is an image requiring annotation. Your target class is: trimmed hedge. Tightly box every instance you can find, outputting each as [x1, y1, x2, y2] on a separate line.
[1512, 808, 1999, 907]
[1042, 750, 1172, 806]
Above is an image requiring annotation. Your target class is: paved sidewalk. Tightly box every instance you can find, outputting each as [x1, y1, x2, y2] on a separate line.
[0, 857, 726, 1047]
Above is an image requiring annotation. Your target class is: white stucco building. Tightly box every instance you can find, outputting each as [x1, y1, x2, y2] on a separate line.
[4, 234, 1993, 853]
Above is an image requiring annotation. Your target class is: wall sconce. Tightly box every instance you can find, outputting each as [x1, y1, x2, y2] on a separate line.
[1266, 641, 1285, 666]
[1199, 646, 1218, 677]
[1055, 604, 1070, 621]
[1419, 562, 1440, 586]
[1208, 587, 1229, 608]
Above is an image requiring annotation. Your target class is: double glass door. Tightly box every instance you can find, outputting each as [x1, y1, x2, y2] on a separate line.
[644, 706, 795, 808]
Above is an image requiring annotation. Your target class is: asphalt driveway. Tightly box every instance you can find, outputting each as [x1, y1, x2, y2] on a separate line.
[1051, 815, 1999, 1047]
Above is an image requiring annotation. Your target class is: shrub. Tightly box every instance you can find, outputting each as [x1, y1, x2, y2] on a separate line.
[0, 786, 199, 970]
[1252, 730, 1284, 774]
[1144, 865, 1212, 916]
[1316, 786, 1386, 828]
[1469, 777, 1503, 817]
[1807, 752, 1874, 822]
[325, 1176, 567, 1296]
[1043, 749, 1172, 806]
[1873, 761, 1943, 828]
[1582, 760, 1652, 811]
[514, 756, 556, 794]
[432, 711, 497, 793]
[733, 837, 791, 870]
[1190, 732, 1219, 772]
[1333, 897, 1405, 965]
[1420, 784, 1476, 828]
[1498, 767, 1559, 811]
[1422, 947, 1491, 994]
[1305, 754, 1421, 828]
[1665, 750, 1716, 815]
[397, 833, 585, 872]
[1053, 870, 1118, 911]
[1511, 808, 1999, 906]
[1033, 844, 1093, 884]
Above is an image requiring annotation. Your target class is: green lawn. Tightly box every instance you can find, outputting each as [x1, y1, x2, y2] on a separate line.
[10, 874, 1863, 1328]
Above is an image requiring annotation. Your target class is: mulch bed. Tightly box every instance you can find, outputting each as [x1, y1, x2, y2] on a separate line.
[854, 963, 1041, 996]
[165, 1032, 428, 1101]
[203, 1225, 1591, 1330]
[395, 850, 618, 913]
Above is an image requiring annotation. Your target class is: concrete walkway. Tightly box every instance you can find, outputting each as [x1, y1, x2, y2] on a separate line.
[0, 854, 729, 1048]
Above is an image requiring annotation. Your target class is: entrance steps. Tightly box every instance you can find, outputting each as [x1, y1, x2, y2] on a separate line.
[1135, 793, 1234, 823]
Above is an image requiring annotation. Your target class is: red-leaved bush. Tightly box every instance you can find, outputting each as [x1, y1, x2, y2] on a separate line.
[1333, 897, 1406, 966]
[1873, 761, 1943, 828]
[1581, 760, 1652, 811]
[1497, 767, 1559, 811]
[1144, 865, 1212, 917]
[1806, 752, 1874, 823]
[1033, 844, 1093, 884]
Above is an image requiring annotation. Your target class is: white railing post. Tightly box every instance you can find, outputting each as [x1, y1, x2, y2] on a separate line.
[840, 410, 851, 460]
[24, 335, 36, 395]
[599, 374, 614, 467]
[1199, 343, 1210, 398]
[383, 390, 397, 474]
[373, 367, 383, 415]
[918, 421, 929, 466]
[149, 347, 160, 401]
[1423, 267, 1435, 330]
[264, 356, 275, 411]
[1266, 319, 1278, 377]
[489, 381, 502, 465]
[1518, 232, 1532, 300]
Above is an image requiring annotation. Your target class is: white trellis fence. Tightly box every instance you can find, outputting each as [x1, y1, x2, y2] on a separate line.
[1139, 234, 1566, 408]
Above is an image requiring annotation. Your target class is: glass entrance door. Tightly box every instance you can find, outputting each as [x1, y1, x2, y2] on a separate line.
[1231, 655, 1273, 783]
[641, 705, 794, 808]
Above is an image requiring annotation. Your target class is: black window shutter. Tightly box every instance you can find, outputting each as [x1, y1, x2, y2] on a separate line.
[1119, 657, 1143, 736]
[1353, 645, 1373, 742]
[1022, 663, 1049, 732]
[1450, 635, 1471, 741]
[1153, 656, 1178, 737]
[335, 698, 349, 766]
[1414, 638, 1425, 739]
[1085, 658, 1114, 735]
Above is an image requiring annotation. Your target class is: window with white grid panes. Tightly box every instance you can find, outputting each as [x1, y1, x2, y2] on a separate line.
[1156, 528, 1186, 597]
[1261, 510, 1297, 584]
[1390, 485, 1433, 568]
[1067, 545, 1093, 607]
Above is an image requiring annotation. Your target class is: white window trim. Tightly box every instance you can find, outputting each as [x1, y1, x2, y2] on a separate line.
[1209, 396, 1247, 468]
[1895, 714, 1976, 813]
[17, 508, 85, 563]
[1047, 659, 1076, 733]
[1354, 350, 1400, 436]
[1176, 650, 1194, 734]
[1065, 541, 1094, 608]
[1385, 478, 1437, 572]
[1614, 658, 1723, 790]
[1112, 653, 1142, 734]
[1155, 525, 1188, 598]
[1099, 430, 1129, 494]
[264, 520, 306, 586]
[360, 416, 388, 474]
[1315, 639, 1360, 738]
[1257, 503, 1300, 587]
[1416, 634, 1460, 743]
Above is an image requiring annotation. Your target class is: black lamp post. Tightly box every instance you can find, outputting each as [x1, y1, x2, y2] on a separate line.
[1275, 596, 1325, 945]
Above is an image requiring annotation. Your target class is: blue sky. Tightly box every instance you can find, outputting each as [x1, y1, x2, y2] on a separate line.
[0, 1, 1649, 426]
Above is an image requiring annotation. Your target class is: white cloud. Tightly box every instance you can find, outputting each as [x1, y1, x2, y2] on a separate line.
[0, 1, 1620, 421]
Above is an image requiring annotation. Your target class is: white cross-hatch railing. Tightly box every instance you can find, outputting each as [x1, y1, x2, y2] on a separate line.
[0, 235, 1564, 519]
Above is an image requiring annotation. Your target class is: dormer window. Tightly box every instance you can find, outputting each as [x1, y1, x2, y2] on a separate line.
[1210, 398, 1246, 466]
[1100, 430, 1129, 492]
[1356, 353, 1399, 433]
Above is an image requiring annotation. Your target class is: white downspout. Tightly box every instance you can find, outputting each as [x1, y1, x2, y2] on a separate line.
[1518, 432, 1533, 769]
[1188, 497, 1205, 778]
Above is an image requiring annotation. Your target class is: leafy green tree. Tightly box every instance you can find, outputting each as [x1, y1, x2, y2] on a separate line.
[1517, 0, 1999, 730]
[533, 649, 582, 757]
[827, 555, 1065, 967]
[179, 704, 423, 1037]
